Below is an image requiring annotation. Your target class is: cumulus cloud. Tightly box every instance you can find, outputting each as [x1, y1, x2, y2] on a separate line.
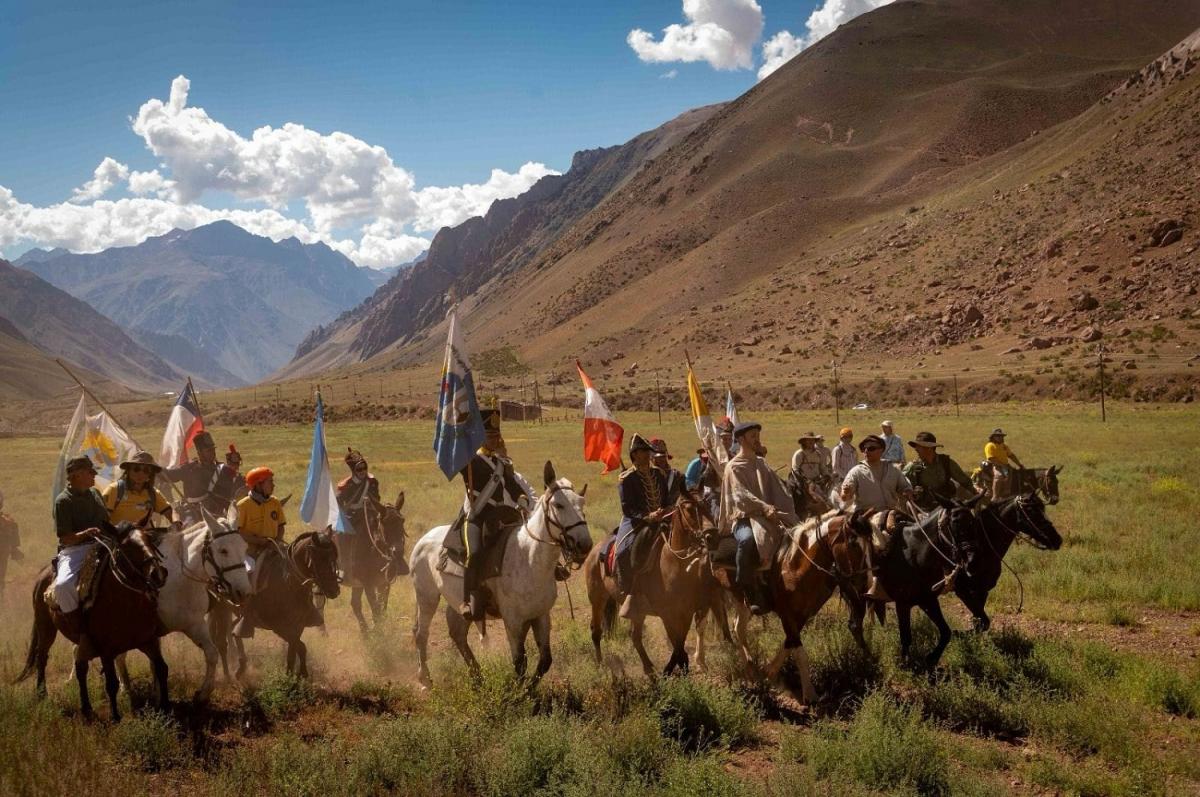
[4, 76, 554, 268]
[627, 0, 764, 71]
[70, 157, 130, 203]
[758, 0, 896, 81]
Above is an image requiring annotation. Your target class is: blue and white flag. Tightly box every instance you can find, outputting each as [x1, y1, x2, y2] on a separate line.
[300, 392, 349, 533]
[434, 306, 485, 480]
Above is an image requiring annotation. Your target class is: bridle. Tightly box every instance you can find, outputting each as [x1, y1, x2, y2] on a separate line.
[286, 532, 340, 596]
[526, 484, 588, 559]
[660, 497, 708, 565]
[789, 512, 872, 589]
[92, 530, 165, 600]
[978, 494, 1057, 551]
[201, 523, 248, 599]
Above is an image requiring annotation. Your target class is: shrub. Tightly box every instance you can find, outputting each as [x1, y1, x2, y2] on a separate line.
[806, 691, 950, 796]
[428, 659, 534, 726]
[111, 710, 186, 772]
[601, 713, 674, 787]
[920, 676, 1028, 740]
[655, 677, 758, 753]
[657, 755, 756, 797]
[252, 671, 318, 721]
[474, 715, 593, 797]
[347, 715, 474, 795]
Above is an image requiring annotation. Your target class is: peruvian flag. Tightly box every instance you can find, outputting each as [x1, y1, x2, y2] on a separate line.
[576, 361, 624, 474]
[160, 379, 205, 468]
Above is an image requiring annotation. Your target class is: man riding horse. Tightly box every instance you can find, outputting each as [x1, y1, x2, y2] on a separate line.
[718, 421, 798, 616]
[102, 451, 175, 528]
[984, 428, 1024, 499]
[456, 409, 532, 621]
[903, 432, 977, 512]
[336, 447, 381, 580]
[163, 432, 245, 523]
[51, 456, 111, 645]
[614, 434, 670, 618]
[233, 466, 288, 638]
[840, 433, 915, 601]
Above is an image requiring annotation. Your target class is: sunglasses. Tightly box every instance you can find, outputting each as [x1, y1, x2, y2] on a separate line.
[862, 445, 883, 452]
[127, 465, 152, 473]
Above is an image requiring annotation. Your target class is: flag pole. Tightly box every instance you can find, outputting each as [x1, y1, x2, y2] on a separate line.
[187, 376, 204, 417]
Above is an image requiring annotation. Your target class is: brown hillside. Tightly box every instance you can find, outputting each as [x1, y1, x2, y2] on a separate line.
[285, 0, 1200, 406]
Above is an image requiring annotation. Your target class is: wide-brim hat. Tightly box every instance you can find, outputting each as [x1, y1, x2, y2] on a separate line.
[990, 428, 1006, 438]
[859, 434, 886, 452]
[66, 455, 98, 474]
[120, 450, 163, 472]
[880, 420, 894, 429]
[797, 431, 824, 444]
[733, 421, 761, 439]
[649, 437, 672, 459]
[480, 408, 501, 434]
[908, 432, 942, 449]
[629, 433, 654, 455]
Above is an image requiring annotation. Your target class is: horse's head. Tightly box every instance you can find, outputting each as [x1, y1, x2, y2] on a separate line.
[298, 528, 341, 599]
[996, 493, 1062, 550]
[381, 493, 409, 579]
[124, 527, 168, 593]
[676, 488, 717, 547]
[201, 508, 251, 602]
[1040, 465, 1062, 505]
[541, 461, 592, 565]
[935, 493, 988, 546]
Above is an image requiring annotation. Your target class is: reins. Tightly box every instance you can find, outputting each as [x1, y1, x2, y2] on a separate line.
[92, 532, 162, 600]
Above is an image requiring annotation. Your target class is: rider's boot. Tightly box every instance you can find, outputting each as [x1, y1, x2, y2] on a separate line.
[460, 558, 481, 621]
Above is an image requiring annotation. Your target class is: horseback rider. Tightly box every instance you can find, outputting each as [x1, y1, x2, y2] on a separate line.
[650, 437, 685, 505]
[615, 434, 670, 618]
[903, 432, 977, 511]
[841, 434, 915, 601]
[208, 444, 248, 517]
[336, 447, 381, 581]
[162, 431, 221, 524]
[233, 466, 286, 638]
[102, 451, 174, 528]
[718, 421, 798, 616]
[0, 489, 23, 599]
[457, 409, 531, 621]
[791, 432, 832, 489]
[831, 427, 858, 484]
[51, 456, 110, 641]
[880, 421, 906, 465]
[985, 428, 1024, 499]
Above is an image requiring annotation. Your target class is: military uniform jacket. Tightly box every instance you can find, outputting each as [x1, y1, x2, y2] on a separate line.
[460, 449, 525, 527]
[657, 466, 685, 506]
[207, 465, 247, 515]
[337, 474, 381, 529]
[53, 487, 109, 550]
[163, 460, 221, 503]
[903, 454, 974, 510]
[617, 467, 669, 539]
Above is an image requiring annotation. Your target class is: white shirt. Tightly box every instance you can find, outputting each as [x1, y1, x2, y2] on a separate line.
[841, 461, 913, 512]
[831, 441, 858, 482]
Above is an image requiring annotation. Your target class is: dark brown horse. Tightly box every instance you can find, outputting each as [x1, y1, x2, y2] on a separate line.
[340, 491, 409, 633]
[585, 491, 730, 676]
[786, 469, 833, 520]
[211, 529, 340, 679]
[16, 527, 168, 720]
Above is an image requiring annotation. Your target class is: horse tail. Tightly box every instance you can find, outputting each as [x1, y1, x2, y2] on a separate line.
[602, 595, 617, 636]
[14, 577, 50, 684]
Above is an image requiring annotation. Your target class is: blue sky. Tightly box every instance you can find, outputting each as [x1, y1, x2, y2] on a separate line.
[0, 1, 881, 265]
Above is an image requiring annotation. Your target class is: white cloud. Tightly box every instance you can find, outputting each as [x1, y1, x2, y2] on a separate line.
[70, 157, 130, 203]
[4, 76, 555, 268]
[411, 162, 557, 233]
[758, 0, 896, 81]
[660, 69, 680, 79]
[627, 0, 764, 71]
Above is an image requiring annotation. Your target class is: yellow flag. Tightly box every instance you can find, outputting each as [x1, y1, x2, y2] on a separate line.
[686, 362, 720, 462]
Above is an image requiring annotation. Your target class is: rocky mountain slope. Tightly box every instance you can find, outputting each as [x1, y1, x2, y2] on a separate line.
[284, 0, 1200, 404]
[0, 259, 181, 395]
[19, 221, 379, 383]
[278, 104, 723, 378]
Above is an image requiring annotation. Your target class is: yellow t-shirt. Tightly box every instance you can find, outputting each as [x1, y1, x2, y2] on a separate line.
[236, 494, 286, 545]
[102, 483, 170, 525]
[984, 442, 1012, 466]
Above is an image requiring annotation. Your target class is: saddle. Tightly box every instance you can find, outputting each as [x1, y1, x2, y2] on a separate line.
[600, 532, 618, 578]
[437, 522, 516, 582]
[865, 510, 906, 559]
[45, 547, 110, 614]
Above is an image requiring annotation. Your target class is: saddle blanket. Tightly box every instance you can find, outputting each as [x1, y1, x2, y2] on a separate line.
[47, 542, 106, 614]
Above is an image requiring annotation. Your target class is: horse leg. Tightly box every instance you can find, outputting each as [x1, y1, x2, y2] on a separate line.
[208, 603, 234, 682]
[74, 645, 94, 720]
[412, 583, 440, 688]
[792, 644, 816, 705]
[630, 615, 655, 677]
[589, 592, 608, 663]
[730, 599, 756, 673]
[841, 584, 868, 651]
[115, 652, 134, 700]
[922, 598, 953, 670]
[295, 637, 309, 679]
[956, 588, 991, 632]
[662, 614, 690, 676]
[444, 605, 480, 678]
[184, 622, 219, 704]
[101, 656, 122, 721]
[506, 620, 531, 679]
[896, 602, 914, 664]
[143, 640, 170, 710]
[351, 587, 369, 634]
[232, 635, 249, 682]
[364, 583, 384, 626]
[531, 614, 553, 684]
[691, 608, 707, 672]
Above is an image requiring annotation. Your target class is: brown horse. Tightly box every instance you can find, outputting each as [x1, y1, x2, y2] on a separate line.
[341, 491, 409, 634]
[719, 510, 871, 704]
[585, 491, 730, 676]
[16, 527, 168, 720]
[210, 529, 340, 679]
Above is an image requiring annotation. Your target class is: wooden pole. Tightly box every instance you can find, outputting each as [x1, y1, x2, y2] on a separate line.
[1098, 341, 1107, 423]
[187, 376, 204, 417]
[655, 371, 663, 426]
[832, 361, 840, 426]
[953, 374, 960, 417]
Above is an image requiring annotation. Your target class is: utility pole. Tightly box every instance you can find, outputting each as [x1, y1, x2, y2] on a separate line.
[832, 361, 840, 426]
[534, 377, 543, 425]
[1097, 341, 1107, 423]
[655, 370, 663, 426]
[952, 374, 960, 417]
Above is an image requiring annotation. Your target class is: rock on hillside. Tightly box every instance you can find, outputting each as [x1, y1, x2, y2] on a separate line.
[19, 220, 377, 383]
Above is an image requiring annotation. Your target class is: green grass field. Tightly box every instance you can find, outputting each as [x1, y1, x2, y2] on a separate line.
[1, 403, 1198, 795]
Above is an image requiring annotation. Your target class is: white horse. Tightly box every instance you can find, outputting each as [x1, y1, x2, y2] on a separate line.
[411, 461, 591, 686]
[115, 510, 250, 703]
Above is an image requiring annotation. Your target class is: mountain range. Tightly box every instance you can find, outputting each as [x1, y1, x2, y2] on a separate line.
[277, 0, 1200, 398]
[18, 221, 381, 384]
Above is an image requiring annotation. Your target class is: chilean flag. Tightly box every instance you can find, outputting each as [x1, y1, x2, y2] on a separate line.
[576, 361, 623, 474]
[160, 380, 204, 468]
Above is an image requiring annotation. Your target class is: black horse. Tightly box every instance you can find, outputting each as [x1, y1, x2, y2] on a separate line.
[865, 493, 1060, 668]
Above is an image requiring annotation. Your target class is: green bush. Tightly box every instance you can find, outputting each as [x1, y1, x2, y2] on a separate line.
[921, 676, 1028, 740]
[474, 715, 593, 797]
[601, 713, 675, 787]
[655, 677, 758, 753]
[657, 755, 756, 797]
[806, 691, 950, 796]
[429, 659, 534, 725]
[111, 710, 186, 772]
[347, 715, 474, 795]
[252, 671, 318, 721]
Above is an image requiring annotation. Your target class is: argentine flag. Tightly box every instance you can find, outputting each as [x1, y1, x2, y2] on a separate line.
[300, 392, 350, 533]
[434, 306, 485, 480]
